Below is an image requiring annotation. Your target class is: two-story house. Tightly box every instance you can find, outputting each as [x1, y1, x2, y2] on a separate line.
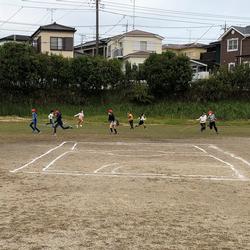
[74, 29, 163, 69]
[219, 25, 250, 69]
[31, 22, 76, 58]
[200, 41, 221, 70]
[107, 30, 163, 68]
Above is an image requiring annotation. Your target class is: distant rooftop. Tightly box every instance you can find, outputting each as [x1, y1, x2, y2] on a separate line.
[162, 42, 207, 50]
[0, 34, 30, 42]
[31, 22, 76, 37]
[75, 29, 164, 48]
[232, 25, 250, 35]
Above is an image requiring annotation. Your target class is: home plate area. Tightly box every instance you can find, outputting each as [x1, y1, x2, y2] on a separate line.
[11, 141, 250, 181]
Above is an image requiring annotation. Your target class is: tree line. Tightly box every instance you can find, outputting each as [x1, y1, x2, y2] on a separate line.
[0, 42, 250, 105]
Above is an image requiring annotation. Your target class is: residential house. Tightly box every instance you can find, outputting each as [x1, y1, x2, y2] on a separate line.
[31, 22, 76, 58]
[74, 38, 109, 57]
[162, 43, 207, 60]
[219, 25, 250, 69]
[200, 41, 221, 70]
[74, 29, 164, 69]
[0, 34, 30, 45]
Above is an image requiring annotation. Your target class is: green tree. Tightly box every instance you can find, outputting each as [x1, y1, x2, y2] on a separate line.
[143, 51, 192, 98]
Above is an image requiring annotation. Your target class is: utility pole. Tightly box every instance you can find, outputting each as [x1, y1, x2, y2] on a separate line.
[132, 0, 135, 30]
[126, 20, 129, 32]
[96, 0, 99, 56]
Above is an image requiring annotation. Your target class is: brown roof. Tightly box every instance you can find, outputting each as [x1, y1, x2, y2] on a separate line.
[111, 29, 164, 40]
[31, 22, 76, 38]
[123, 51, 151, 59]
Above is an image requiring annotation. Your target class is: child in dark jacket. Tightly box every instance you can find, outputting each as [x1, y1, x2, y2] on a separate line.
[53, 110, 72, 135]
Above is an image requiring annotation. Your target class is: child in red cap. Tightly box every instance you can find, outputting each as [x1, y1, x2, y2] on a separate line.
[207, 110, 218, 134]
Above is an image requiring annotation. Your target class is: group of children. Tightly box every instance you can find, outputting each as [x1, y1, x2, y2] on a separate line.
[30, 108, 219, 135]
[107, 110, 146, 134]
[30, 109, 84, 135]
[196, 110, 218, 134]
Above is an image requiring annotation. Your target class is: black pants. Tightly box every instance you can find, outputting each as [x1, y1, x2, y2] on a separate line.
[46, 119, 54, 126]
[30, 121, 40, 133]
[209, 121, 218, 133]
[129, 120, 134, 129]
[200, 123, 206, 132]
[54, 121, 70, 133]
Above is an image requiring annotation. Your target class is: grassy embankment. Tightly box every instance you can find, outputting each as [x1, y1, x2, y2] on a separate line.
[1, 101, 250, 124]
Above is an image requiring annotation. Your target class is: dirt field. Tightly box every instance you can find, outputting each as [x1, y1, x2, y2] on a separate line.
[1, 123, 250, 249]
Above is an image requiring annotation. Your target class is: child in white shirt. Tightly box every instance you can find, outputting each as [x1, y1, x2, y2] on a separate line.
[197, 113, 207, 132]
[74, 110, 84, 128]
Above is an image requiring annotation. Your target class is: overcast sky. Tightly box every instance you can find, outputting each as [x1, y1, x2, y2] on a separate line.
[0, 0, 250, 45]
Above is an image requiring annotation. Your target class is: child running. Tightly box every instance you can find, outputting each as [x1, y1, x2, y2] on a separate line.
[196, 112, 207, 132]
[108, 109, 118, 134]
[74, 110, 84, 128]
[135, 113, 146, 128]
[127, 111, 134, 129]
[53, 110, 73, 135]
[46, 110, 54, 127]
[30, 108, 40, 133]
[207, 110, 218, 134]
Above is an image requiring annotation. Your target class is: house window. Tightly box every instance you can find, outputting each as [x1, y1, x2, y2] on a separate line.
[140, 41, 147, 51]
[50, 37, 64, 50]
[228, 62, 235, 71]
[227, 38, 238, 52]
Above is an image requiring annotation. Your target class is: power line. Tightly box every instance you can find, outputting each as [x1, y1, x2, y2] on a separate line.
[0, 6, 23, 29]
[102, 15, 125, 36]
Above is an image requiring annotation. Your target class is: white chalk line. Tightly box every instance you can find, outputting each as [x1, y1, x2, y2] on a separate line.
[194, 145, 245, 179]
[73, 141, 212, 147]
[209, 145, 250, 168]
[42, 142, 78, 171]
[111, 165, 123, 174]
[93, 163, 119, 173]
[22, 171, 250, 182]
[10, 141, 67, 173]
[76, 149, 207, 158]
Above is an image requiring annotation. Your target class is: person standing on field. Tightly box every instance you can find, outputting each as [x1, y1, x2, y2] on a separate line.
[127, 111, 134, 129]
[108, 109, 118, 134]
[207, 110, 218, 134]
[196, 112, 207, 132]
[53, 110, 73, 135]
[30, 108, 40, 133]
[74, 110, 84, 128]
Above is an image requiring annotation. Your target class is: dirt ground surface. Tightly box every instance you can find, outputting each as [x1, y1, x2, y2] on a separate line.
[1, 123, 250, 249]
